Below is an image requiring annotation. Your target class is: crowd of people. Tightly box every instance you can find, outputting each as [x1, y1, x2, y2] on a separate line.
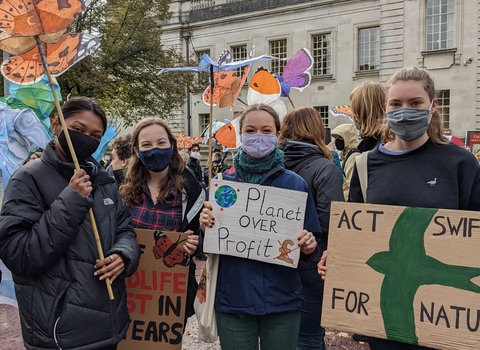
[0, 66, 478, 350]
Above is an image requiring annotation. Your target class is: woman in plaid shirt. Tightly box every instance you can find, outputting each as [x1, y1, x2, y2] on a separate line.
[120, 117, 205, 326]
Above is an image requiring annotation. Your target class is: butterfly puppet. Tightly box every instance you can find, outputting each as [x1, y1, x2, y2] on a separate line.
[203, 47, 255, 109]
[274, 48, 314, 99]
[330, 105, 354, 119]
[0, 0, 100, 85]
[152, 231, 190, 268]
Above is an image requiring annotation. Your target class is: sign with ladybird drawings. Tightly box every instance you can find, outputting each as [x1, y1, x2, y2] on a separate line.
[203, 179, 307, 268]
[119, 230, 190, 350]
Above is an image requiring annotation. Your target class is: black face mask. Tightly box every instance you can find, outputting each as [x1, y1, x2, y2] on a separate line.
[58, 130, 100, 163]
[335, 139, 345, 151]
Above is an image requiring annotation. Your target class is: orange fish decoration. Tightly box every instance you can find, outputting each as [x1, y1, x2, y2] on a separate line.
[0, 0, 100, 85]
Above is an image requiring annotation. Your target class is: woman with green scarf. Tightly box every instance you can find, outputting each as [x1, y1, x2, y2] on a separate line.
[199, 104, 322, 350]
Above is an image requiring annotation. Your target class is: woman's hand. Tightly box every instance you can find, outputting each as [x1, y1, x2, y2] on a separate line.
[298, 229, 316, 255]
[69, 169, 92, 198]
[199, 201, 215, 232]
[317, 250, 327, 280]
[94, 253, 125, 284]
[183, 230, 198, 256]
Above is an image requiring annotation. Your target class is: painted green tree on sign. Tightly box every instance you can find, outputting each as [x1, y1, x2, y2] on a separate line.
[367, 207, 480, 344]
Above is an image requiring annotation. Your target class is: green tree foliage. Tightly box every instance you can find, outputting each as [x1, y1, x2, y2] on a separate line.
[60, 0, 194, 125]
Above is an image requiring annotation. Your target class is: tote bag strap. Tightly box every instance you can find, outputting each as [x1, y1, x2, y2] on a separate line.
[354, 151, 369, 203]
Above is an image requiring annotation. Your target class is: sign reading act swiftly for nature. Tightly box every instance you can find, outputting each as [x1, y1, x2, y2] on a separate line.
[322, 202, 480, 350]
[204, 179, 307, 268]
[119, 229, 190, 350]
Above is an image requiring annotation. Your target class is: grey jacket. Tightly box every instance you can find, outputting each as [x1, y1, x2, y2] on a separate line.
[0, 141, 140, 350]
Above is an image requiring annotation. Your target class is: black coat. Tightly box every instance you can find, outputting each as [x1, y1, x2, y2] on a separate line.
[0, 141, 140, 350]
[280, 141, 344, 252]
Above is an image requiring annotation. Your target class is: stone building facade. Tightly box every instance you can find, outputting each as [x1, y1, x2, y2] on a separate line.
[161, 0, 480, 140]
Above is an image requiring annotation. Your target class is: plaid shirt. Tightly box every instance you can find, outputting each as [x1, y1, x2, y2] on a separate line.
[129, 184, 183, 231]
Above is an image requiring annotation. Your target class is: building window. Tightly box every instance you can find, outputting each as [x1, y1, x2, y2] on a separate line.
[231, 44, 248, 80]
[199, 113, 210, 133]
[358, 27, 380, 71]
[426, 0, 454, 51]
[314, 106, 329, 127]
[269, 39, 287, 75]
[196, 49, 210, 88]
[437, 90, 450, 131]
[312, 33, 331, 76]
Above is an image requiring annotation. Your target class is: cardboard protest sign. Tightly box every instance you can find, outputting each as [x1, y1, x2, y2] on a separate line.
[204, 179, 307, 268]
[466, 130, 480, 161]
[119, 229, 190, 350]
[322, 202, 480, 350]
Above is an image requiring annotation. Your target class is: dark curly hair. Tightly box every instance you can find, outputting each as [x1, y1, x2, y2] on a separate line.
[111, 134, 132, 161]
[119, 117, 185, 205]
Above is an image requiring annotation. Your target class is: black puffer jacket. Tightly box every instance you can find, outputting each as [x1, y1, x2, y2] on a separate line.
[0, 141, 140, 350]
[280, 141, 344, 252]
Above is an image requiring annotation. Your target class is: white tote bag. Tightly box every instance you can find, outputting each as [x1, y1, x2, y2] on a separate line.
[194, 253, 219, 343]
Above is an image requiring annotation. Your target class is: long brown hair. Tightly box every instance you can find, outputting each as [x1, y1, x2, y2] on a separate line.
[278, 107, 333, 161]
[384, 67, 448, 145]
[349, 81, 386, 138]
[120, 117, 185, 205]
[238, 104, 281, 133]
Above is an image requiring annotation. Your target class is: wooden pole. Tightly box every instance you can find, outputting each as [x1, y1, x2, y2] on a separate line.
[287, 95, 296, 109]
[35, 37, 114, 300]
[207, 65, 214, 188]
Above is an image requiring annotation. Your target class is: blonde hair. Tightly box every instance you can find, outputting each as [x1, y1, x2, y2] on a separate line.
[384, 67, 448, 145]
[279, 107, 333, 161]
[350, 81, 386, 138]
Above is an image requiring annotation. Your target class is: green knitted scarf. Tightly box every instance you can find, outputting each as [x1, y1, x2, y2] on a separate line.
[233, 148, 284, 184]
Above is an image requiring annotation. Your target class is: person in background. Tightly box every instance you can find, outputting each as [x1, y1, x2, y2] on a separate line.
[0, 97, 140, 350]
[319, 67, 480, 350]
[188, 142, 204, 184]
[200, 103, 320, 350]
[279, 107, 344, 350]
[331, 124, 361, 200]
[350, 80, 386, 153]
[179, 149, 190, 165]
[22, 148, 43, 165]
[107, 134, 132, 187]
[119, 117, 205, 326]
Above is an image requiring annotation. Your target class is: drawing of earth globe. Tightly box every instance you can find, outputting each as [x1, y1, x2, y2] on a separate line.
[214, 185, 237, 208]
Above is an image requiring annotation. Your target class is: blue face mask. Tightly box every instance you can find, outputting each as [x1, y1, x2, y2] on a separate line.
[137, 147, 173, 172]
